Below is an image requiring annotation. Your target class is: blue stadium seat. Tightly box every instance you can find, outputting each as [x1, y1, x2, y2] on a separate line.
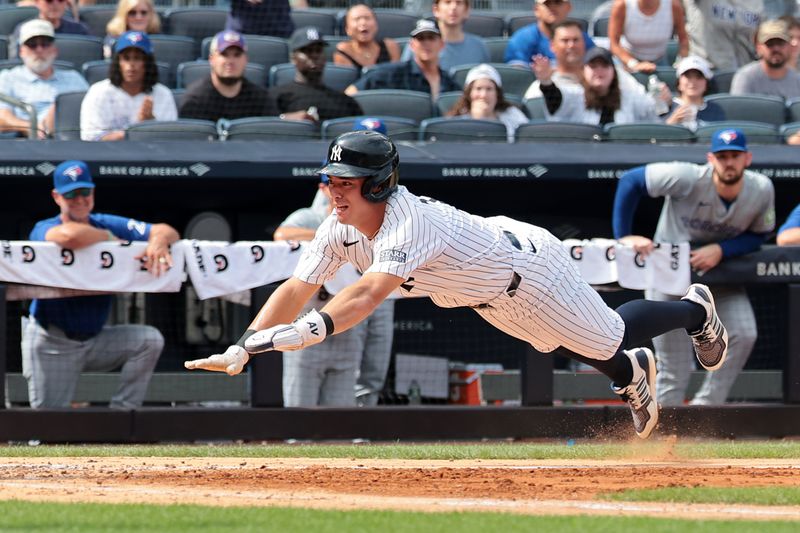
[54, 91, 87, 141]
[483, 37, 510, 63]
[709, 70, 735, 94]
[54, 35, 104, 72]
[291, 10, 338, 36]
[631, 66, 678, 92]
[165, 8, 228, 55]
[505, 13, 536, 36]
[515, 121, 603, 142]
[523, 97, 546, 119]
[449, 63, 535, 97]
[604, 123, 696, 143]
[592, 16, 609, 37]
[353, 89, 434, 123]
[420, 117, 509, 142]
[0, 36, 7, 61]
[78, 6, 117, 38]
[0, 5, 37, 36]
[372, 10, 419, 39]
[149, 35, 198, 88]
[463, 13, 506, 37]
[268, 63, 359, 91]
[224, 117, 318, 141]
[695, 121, 781, 144]
[787, 98, 800, 123]
[177, 60, 266, 89]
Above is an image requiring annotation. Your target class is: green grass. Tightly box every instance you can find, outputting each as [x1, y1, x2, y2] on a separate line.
[2, 440, 800, 460]
[0, 501, 796, 533]
[605, 486, 800, 506]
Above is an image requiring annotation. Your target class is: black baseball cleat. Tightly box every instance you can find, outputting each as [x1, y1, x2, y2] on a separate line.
[612, 348, 658, 439]
[682, 283, 728, 371]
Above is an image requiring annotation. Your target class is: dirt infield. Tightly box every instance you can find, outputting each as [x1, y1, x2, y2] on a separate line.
[1, 455, 800, 520]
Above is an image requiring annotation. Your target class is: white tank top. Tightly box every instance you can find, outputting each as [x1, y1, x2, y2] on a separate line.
[621, 0, 673, 62]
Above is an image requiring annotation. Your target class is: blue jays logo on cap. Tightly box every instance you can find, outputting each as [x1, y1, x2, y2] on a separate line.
[53, 160, 95, 194]
[114, 31, 153, 55]
[711, 128, 748, 153]
[353, 117, 387, 135]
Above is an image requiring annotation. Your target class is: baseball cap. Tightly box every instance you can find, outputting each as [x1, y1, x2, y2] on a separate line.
[53, 160, 95, 195]
[19, 19, 54, 46]
[289, 26, 327, 51]
[536, 0, 568, 4]
[757, 19, 790, 44]
[211, 30, 247, 54]
[710, 129, 748, 153]
[410, 19, 440, 38]
[465, 63, 502, 88]
[114, 31, 153, 55]
[353, 117, 387, 135]
[676, 55, 713, 80]
[584, 46, 614, 65]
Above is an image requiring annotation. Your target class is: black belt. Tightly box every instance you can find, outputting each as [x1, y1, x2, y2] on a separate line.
[36, 319, 96, 342]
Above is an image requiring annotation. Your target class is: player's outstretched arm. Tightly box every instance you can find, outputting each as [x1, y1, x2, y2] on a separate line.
[184, 276, 320, 374]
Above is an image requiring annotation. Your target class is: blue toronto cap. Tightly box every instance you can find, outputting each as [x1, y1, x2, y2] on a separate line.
[353, 117, 387, 135]
[114, 31, 153, 55]
[710, 128, 748, 153]
[53, 160, 95, 194]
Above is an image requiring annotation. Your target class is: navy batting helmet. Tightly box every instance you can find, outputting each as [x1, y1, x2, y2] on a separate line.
[316, 130, 399, 203]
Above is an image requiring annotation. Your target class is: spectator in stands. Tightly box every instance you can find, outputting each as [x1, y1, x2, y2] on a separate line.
[532, 46, 662, 125]
[683, 0, 761, 71]
[782, 15, 800, 70]
[179, 31, 276, 122]
[777, 203, 800, 244]
[445, 64, 527, 142]
[80, 31, 175, 141]
[270, 27, 362, 123]
[664, 56, 725, 130]
[11, 0, 89, 58]
[347, 20, 459, 99]
[103, 0, 162, 58]
[731, 19, 800, 99]
[505, 0, 595, 68]
[334, 4, 401, 70]
[0, 20, 88, 138]
[400, 0, 489, 71]
[608, 0, 689, 74]
[613, 128, 774, 405]
[22, 160, 178, 409]
[226, 0, 299, 39]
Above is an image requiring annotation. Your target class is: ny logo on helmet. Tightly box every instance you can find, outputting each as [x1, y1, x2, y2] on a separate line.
[330, 145, 343, 162]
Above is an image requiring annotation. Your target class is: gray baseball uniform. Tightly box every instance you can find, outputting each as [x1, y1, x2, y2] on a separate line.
[683, 0, 762, 70]
[645, 161, 774, 405]
[295, 186, 625, 361]
[279, 190, 394, 407]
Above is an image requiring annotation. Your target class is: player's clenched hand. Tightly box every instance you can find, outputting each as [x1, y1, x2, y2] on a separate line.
[245, 309, 331, 354]
[619, 235, 655, 257]
[184, 345, 249, 375]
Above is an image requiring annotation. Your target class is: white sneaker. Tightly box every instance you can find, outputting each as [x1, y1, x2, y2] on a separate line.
[681, 283, 728, 371]
[612, 348, 658, 439]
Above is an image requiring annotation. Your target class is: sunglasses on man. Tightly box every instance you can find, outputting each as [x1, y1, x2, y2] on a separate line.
[61, 188, 93, 200]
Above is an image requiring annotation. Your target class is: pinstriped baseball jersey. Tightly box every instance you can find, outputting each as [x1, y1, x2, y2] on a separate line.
[294, 186, 625, 359]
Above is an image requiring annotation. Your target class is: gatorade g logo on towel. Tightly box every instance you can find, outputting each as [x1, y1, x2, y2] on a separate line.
[61, 249, 74, 266]
[214, 254, 228, 272]
[22, 245, 35, 263]
[251, 245, 264, 263]
[100, 251, 114, 269]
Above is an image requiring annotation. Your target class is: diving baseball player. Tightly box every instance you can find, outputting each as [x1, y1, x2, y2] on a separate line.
[186, 131, 729, 439]
[613, 128, 774, 406]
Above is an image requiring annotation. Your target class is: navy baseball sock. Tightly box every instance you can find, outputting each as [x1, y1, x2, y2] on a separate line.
[616, 299, 706, 347]
[553, 347, 634, 386]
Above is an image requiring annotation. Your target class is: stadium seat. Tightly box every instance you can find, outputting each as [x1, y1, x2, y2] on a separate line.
[0, 36, 8, 61]
[223, 117, 319, 141]
[780, 121, 800, 142]
[705, 94, 787, 127]
[125, 119, 218, 141]
[0, 5, 37, 36]
[787, 98, 800, 123]
[164, 7, 228, 55]
[268, 63, 359, 91]
[291, 10, 337, 36]
[709, 70, 735, 94]
[353, 89, 434, 123]
[82, 59, 171, 87]
[592, 16, 609, 37]
[78, 6, 116, 38]
[632, 66, 678, 93]
[171, 88, 186, 109]
[54, 35, 104, 71]
[54, 91, 87, 141]
[322, 35, 346, 62]
[665, 39, 679, 65]
[523, 97, 546, 119]
[435, 90, 523, 117]
[515, 120, 603, 142]
[148, 35, 198, 88]
[695, 121, 782, 144]
[177, 60, 266, 89]
[483, 37, 510, 63]
[419, 117, 509, 142]
[463, 13, 505, 37]
[372, 10, 419, 39]
[604, 123, 695, 143]
[505, 13, 536, 36]
[571, 0, 608, 21]
[450, 63, 535, 96]
[321, 115, 418, 141]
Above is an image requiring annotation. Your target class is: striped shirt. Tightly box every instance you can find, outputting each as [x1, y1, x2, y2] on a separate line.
[294, 186, 519, 308]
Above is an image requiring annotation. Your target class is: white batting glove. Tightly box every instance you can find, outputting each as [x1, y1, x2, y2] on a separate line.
[245, 309, 332, 354]
[184, 345, 249, 376]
